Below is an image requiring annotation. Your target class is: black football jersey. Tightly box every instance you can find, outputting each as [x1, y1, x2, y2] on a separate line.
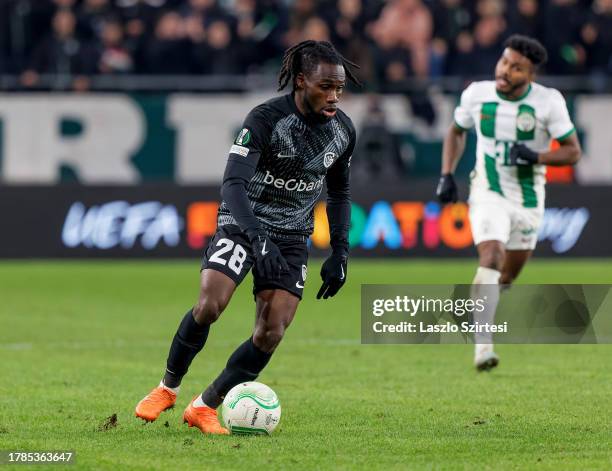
[217, 93, 356, 239]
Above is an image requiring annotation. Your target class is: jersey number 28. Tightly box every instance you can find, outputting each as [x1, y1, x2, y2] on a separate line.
[209, 238, 247, 275]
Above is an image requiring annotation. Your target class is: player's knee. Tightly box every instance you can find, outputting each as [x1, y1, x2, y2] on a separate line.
[193, 298, 225, 325]
[253, 326, 285, 353]
[479, 248, 505, 271]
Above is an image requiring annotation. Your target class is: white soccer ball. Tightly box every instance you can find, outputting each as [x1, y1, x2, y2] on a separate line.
[220, 382, 281, 435]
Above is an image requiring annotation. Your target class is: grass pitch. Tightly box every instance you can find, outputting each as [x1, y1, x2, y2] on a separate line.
[1, 259, 611, 470]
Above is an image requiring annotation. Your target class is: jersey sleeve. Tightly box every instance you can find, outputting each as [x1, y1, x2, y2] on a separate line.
[220, 105, 273, 238]
[326, 118, 355, 201]
[227, 105, 272, 169]
[547, 89, 575, 141]
[453, 83, 476, 130]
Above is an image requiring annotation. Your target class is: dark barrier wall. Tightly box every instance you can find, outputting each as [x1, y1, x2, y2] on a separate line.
[0, 183, 603, 258]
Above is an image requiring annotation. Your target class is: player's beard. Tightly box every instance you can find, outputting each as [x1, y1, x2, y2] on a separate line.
[302, 94, 332, 124]
[496, 77, 528, 98]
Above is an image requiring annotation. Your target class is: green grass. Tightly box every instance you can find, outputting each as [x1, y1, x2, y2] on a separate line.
[1, 259, 611, 470]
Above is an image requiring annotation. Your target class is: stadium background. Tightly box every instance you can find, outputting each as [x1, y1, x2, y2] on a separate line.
[1, 0, 611, 258]
[1, 1, 612, 469]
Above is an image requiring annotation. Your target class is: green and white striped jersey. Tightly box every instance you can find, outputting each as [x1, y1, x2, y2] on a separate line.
[454, 81, 575, 209]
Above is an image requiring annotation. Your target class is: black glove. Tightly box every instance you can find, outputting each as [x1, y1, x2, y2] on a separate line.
[317, 253, 347, 299]
[510, 144, 539, 166]
[436, 173, 458, 203]
[249, 232, 289, 279]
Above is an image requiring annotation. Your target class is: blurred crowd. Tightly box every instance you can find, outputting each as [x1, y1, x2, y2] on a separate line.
[0, 0, 611, 90]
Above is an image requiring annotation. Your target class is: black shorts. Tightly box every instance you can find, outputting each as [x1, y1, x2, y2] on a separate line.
[201, 225, 309, 299]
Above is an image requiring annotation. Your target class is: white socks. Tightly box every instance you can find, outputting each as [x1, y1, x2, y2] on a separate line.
[471, 267, 501, 349]
[159, 380, 180, 395]
[192, 395, 209, 408]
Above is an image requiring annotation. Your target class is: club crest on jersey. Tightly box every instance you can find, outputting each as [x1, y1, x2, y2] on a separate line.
[235, 128, 251, 145]
[324, 152, 336, 168]
[301, 265, 307, 281]
[516, 112, 536, 132]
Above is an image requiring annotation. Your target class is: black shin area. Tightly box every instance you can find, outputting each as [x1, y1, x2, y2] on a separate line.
[201, 337, 272, 408]
[163, 309, 210, 388]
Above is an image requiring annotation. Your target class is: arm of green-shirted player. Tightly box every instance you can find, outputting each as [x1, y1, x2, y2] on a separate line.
[437, 123, 468, 204]
[535, 131, 581, 166]
[442, 123, 468, 174]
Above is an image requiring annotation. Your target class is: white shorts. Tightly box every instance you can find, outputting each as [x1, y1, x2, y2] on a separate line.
[469, 191, 543, 251]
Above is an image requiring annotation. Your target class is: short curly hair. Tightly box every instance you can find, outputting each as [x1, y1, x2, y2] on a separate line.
[504, 34, 548, 67]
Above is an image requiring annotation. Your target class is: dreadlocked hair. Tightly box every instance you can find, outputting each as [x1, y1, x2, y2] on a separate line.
[277, 40, 361, 92]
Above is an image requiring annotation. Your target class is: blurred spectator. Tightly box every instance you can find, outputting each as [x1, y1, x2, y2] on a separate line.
[231, 0, 285, 70]
[145, 11, 192, 74]
[475, 0, 505, 19]
[330, 0, 368, 49]
[369, 0, 433, 78]
[77, 0, 116, 41]
[97, 18, 133, 74]
[181, 0, 230, 25]
[446, 14, 506, 77]
[193, 19, 242, 74]
[430, 0, 473, 77]
[52, 0, 78, 10]
[326, 0, 375, 83]
[116, 0, 180, 61]
[21, 9, 96, 88]
[300, 16, 331, 42]
[284, 0, 319, 47]
[506, 0, 543, 40]
[580, 0, 612, 78]
[370, 25, 414, 88]
[0, 0, 610, 84]
[471, 14, 506, 74]
[0, 1, 9, 73]
[543, 0, 587, 74]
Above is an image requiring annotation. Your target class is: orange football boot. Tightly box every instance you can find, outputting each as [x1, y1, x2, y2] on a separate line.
[183, 396, 229, 435]
[135, 386, 177, 422]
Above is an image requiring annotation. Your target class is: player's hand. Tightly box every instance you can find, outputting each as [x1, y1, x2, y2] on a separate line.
[250, 233, 289, 279]
[436, 173, 458, 204]
[510, 143, 539, 166]
[317, 254, 347, 299]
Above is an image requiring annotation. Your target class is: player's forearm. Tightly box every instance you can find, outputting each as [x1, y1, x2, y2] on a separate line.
[537, 143, 581, 166]
[326, 200, 350, 256]
[326, 166, 351, 256]
[441, 126, 467, 174]
[221, 178, 261, 237]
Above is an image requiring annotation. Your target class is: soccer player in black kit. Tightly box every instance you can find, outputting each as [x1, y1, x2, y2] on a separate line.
[135, 40, 359, 434]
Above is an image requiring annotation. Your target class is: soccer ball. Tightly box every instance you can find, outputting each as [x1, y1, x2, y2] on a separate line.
[220, 382, 281, 435]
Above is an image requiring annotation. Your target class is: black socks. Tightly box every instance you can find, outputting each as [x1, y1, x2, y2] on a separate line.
[163, 309, 210, 388]
[201, 337, 272, 408]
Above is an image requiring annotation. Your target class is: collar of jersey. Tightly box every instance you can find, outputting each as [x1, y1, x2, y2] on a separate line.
[496, 83, 532, 102]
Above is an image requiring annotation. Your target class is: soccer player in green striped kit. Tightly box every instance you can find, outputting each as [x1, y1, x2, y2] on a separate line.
[436, 35, 581, 370]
